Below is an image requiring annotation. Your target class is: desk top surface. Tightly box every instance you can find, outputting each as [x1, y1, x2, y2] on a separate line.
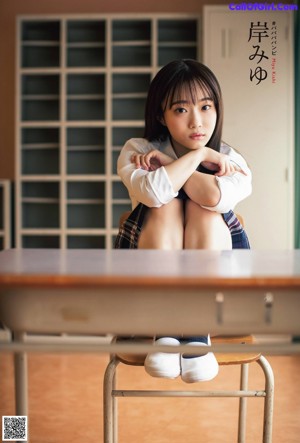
[1, 249, 300, 289]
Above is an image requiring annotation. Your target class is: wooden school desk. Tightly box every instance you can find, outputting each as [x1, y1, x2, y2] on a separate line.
[1, 248, 300, 418]
[1, 248, 300, 337]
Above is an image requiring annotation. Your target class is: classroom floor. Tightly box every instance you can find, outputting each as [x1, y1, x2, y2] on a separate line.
[1, 351, 300, 442]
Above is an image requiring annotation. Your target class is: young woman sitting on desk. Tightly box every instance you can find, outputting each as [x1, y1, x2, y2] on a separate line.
[115, 59, 252, 383]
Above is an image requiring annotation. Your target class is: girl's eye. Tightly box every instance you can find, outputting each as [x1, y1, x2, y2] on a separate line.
[202, 104, 211, 111]
[175, 107, 187, 113]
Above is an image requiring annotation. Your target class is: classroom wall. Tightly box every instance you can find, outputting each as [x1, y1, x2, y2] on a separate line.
[0, 0, 230, 180]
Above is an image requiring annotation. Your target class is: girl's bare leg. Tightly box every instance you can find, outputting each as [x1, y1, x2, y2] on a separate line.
[184, 200, 232, 250]
[138, 199, 184, 249]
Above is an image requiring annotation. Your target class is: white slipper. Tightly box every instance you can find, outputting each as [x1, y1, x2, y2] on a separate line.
[181, 336, 219, 383]
[144, 337, 181, 379]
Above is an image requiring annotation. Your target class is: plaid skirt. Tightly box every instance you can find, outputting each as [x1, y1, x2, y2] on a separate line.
[114, 203, 250, 249]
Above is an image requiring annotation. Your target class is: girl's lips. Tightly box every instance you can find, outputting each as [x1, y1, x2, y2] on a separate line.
[190, 133, 206, 140]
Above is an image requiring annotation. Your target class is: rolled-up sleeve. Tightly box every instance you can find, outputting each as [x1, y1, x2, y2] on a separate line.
[117, 138, 178, 208]
[201, 145, 252, 213]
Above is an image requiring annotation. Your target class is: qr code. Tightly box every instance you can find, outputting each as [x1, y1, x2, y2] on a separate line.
[2, 416, 27, 441]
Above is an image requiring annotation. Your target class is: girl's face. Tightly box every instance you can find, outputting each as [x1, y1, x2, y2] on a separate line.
[162, 85, 217, 157]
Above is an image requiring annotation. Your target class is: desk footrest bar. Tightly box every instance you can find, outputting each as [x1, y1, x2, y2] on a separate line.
[112, 389, 266, 398]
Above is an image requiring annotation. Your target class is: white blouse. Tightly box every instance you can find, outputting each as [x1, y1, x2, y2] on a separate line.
[117, 137, 252, 213]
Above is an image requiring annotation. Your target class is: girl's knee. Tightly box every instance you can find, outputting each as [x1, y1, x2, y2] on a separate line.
[138, 199, 184, 249]
[184, 200, 216, 226]
[184, 200, 232, 250]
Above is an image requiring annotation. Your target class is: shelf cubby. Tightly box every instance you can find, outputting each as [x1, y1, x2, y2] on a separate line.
[22, 235, 60, 248]
[22, 202, 60, 229]
[158, 19, 198, 66]
[21, 21, 60, 68]
[112, 19, 151, 41]
[67, 20, 106, 67]
[22, 148, 60, 175]
[21, 181, 60, 230]
[66, 127, 105, 175]
[158, 19, 198, 42]
[112, 73, 150, 120]
[21, 74, 60, 121]
[67, 74, 105, 121]
[112, 20, 151, 67]
[112, 46, 151, 67]
[67, 235, 105, 249]
[67, 181, 105, 229]
[21, 128, 60, 175]
[67, 203, 105, 229]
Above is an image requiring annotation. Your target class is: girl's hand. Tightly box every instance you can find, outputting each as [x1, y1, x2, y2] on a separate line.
[131, 150, 174, 171]
[201, 149, 247, 176]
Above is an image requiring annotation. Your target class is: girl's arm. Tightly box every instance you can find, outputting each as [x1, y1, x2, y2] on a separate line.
[183, 145, 252, 213]
[118, 139, 220, 207]
[117, 138, 178, 207]
[131, 143, 243, 208]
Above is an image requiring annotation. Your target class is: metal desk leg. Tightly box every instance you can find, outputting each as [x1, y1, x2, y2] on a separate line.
[238, 363, 249, 442]
[258, 356, 274, 443]
[104, 358, 119, 443]
[14, 332, 28, 416]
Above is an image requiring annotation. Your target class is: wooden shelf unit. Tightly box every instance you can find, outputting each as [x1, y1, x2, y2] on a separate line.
[15, 14, 200, 249]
